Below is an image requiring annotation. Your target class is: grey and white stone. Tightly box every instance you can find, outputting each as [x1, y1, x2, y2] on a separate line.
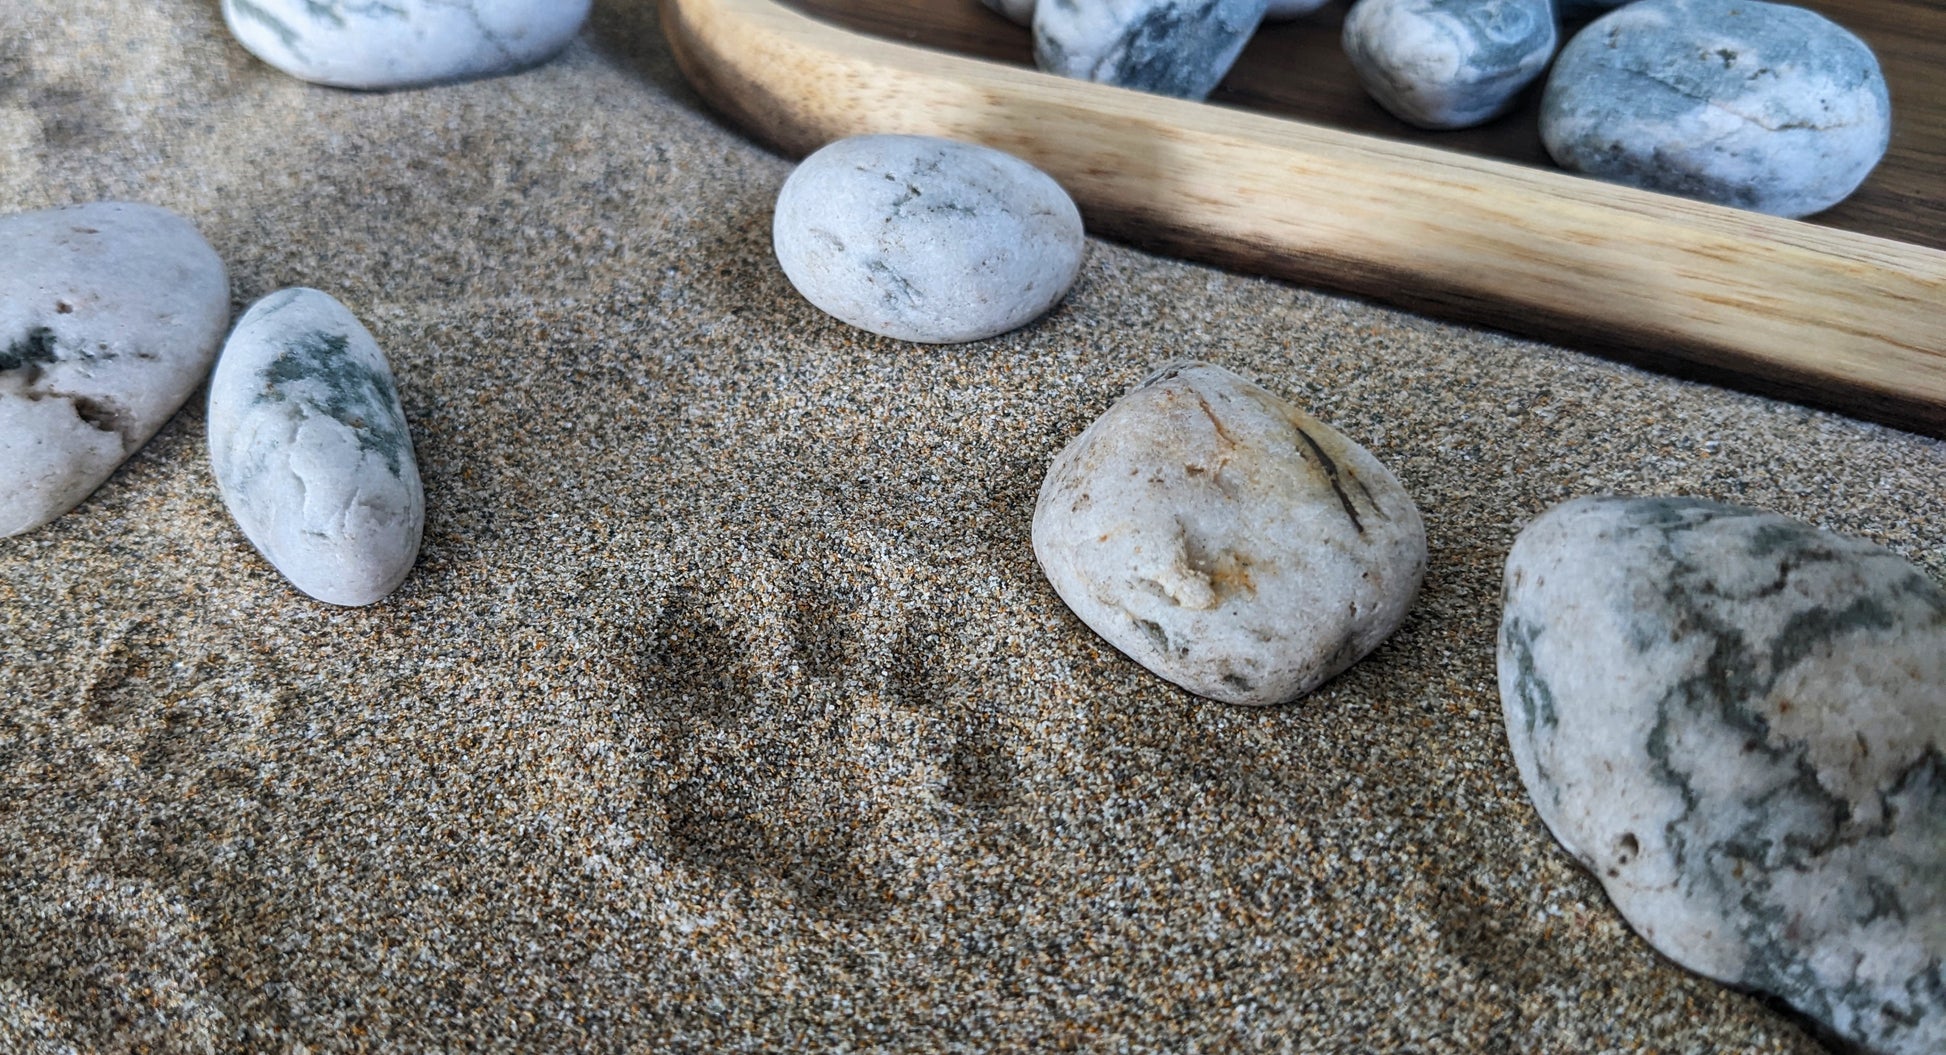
[982, 0, 1037, 26]
[208, 289, 423, 607]
[1, 202, 230, 538]
[221, 0, 591, 90]
[1541, 0, 1891, 217]
[1264, 0, 1332, 18]
[1499, 496, 1945, 1055]
[772, 134, 1086, 345]
[1034, 361, 1426, 706]
[1034, 0, 1271, 100]
[1343, 0, 1556, 129]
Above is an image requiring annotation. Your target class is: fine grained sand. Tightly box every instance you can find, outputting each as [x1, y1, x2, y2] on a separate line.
[0, 2, 1940, 1051]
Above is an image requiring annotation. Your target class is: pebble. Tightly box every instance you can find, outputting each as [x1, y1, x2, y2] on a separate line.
[772, 134, 1086, 344]
[981, 0, 1036, 25]
[1342, 0, 1556, 129]
[1034, 0, 1270, 100]
[207, 289, 424, 607]
[220, 0, 591, 89]
[0, 202, 229, 538]
[1033, 361, 1426, 706]
[1499, 496, 1945, 1055]
[1540, 0, 1891, 217]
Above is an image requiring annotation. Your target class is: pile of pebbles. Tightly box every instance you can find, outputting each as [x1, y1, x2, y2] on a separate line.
[766, 129, 1940, 1055]
[1, 202, 423, 606]
[2, 6, 1937, 1054]
[989, 0, 1893, 218]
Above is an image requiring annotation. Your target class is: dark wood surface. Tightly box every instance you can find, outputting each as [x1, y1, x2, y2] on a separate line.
[789, 0, 1946, 252]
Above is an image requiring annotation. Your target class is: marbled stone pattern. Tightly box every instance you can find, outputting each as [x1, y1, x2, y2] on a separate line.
[1034, 360, 1426, 706]
[981, 0, 1037, 26]
[0, 201, 229, 537]
[1034, 0, 1271, 100]
[1343, 0, 1557, 130]
[1541, 0, 1891, 217]
[208, 288, 423, 606]
[221, 0, 591, 89]
[1500, 495, 1945, 1055]
[772, 134, 1085, 344]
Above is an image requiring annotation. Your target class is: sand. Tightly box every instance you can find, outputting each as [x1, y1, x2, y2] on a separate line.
[1, 2, 1940, 1051]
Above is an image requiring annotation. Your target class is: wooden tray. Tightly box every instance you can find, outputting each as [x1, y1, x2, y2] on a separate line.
[661, 0, 1946, 437]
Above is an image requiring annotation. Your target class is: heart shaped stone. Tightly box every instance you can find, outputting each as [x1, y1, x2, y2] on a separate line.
[1, 202, 230, 538]
[1499, 495, 1944, 1055]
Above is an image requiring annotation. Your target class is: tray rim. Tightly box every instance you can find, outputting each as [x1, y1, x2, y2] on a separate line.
[662, 0, 1946, 438]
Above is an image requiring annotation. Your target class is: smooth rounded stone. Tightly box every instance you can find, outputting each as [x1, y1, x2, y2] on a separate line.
[1541, 0, 1891, 217]
[982, 0, 1037, 25]
[0, 202, 229, 538]
[1499, 496, 1945, 1055]
[1343, 0, 1556, 129]
[1034, 0, 1271, 100]
[1033, 361, 1426, 706]
[772, 134, 1086, 345]
[208, 289, 423, 607]
[220, 0, 591, 89]
[1264, 0, 1332, 18]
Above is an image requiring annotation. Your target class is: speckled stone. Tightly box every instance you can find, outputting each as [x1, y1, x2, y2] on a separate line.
[0, 201, 228, 538]
[1500, 496, 1946, 1055]
[981, 0, 1036, 25]
[1034, 360, 1426, 706]
[1343, 0, 1556, 129]
[1034, 0, 1271, 100]
[221, 0, 591, 89]
[208, 288, 423, 606]
[772, 134, 1086, 344]
[1541, 0, 1891, 217]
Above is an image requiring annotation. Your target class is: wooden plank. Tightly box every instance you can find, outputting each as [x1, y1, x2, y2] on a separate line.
[660, 0, 1946, 437]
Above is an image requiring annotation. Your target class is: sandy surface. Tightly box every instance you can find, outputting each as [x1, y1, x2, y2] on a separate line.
[2, 2, 1941, 1051]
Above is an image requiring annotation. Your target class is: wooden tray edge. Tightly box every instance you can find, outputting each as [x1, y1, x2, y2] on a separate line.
[662, 0, 1946, 438]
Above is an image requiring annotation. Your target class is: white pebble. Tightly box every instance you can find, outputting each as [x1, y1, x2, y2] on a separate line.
[1, 202, 229, 537]
[772, 135, 1085, 344]
[1034, 361, 1426, 705]
[208, 289, 424, 606]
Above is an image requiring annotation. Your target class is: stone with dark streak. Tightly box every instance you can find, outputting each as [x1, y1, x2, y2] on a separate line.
[1540, 0, 1890, 217]
[1343, 0, 1556, 130]
[1499, 495, 1945, 1055]
[0, 201, 230, 537]
[1033, 360, 1426, 706]
[1034, 0, 1270, 100]
[771, 134, 1086, 344]
[221, 0, 590, 90]
[208, 288, 423, 606]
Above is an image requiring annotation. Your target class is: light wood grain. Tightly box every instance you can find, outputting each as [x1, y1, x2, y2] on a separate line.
[661, 0, 1946, 437]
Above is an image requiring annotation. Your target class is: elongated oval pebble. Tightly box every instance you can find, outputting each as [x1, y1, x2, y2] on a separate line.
[208, 289, 423, 606]
[1, 202, 229, 537]
[1033, 361, 1426, 705]
[773, 134, 1086, 344]
[1500, 496, 1945, 1055]
[221, 0, 591, 89]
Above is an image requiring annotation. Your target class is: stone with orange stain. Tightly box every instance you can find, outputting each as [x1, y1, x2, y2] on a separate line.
[1032, 360, 1426, 705]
